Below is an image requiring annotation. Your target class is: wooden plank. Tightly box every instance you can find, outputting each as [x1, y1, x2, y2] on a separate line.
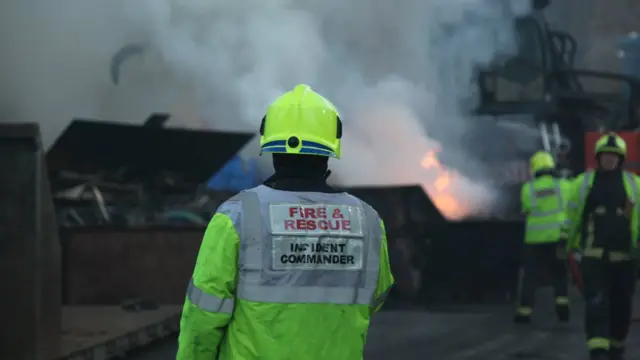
[59, 306, 181, 360]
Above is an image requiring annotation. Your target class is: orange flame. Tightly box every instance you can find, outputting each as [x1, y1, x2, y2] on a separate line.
[420, 149, 468, 220]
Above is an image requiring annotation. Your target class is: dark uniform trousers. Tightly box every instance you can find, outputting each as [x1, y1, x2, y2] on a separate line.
[519, 242, 569, 312]
[582, 256, 636, 353]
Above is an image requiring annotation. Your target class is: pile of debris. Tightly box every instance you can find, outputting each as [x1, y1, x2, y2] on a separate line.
[47, 114, 254, 227]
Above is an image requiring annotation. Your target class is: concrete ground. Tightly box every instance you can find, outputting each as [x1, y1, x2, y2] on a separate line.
[124, 289, 640, 360]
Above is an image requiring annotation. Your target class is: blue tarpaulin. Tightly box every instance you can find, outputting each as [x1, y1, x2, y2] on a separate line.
[206, 156, 259, 191]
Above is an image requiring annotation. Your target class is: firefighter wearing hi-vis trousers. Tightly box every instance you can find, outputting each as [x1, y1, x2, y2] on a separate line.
[176, 84, 394, 360]
[514, 151, 571, 324]
[566, 133, 640, 360]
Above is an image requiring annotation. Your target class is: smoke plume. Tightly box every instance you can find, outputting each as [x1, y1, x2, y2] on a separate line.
[0, 0, 531, 219]
[1, 0, 143, 143]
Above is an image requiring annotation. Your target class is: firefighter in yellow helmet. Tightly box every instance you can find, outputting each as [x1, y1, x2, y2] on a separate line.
[565, 133, 640, 360]
[514, 150, 571, 324]
[177, 84, 394, 360]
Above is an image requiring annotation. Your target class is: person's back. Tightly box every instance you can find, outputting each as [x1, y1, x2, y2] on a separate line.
[177, 84, 394, 360]
[515, 151, 570, 324]
[523, 173, 568, 244]
[217, 183, 388, 359]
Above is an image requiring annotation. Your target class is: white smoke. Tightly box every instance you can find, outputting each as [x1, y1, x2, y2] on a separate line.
[123, 0, 531, 218]
[0, 0, 531, 219]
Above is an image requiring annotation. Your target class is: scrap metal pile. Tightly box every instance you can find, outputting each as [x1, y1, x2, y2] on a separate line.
[47, 114, 253, 227]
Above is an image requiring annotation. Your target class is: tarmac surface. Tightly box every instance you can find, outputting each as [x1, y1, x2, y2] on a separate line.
[124, 289, 640, 360]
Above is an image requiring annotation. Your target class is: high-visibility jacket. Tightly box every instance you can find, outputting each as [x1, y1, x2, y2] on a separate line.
[521, 175, 571, 244]
[565, 170, 640, 258]
[177, 185, 394, 360]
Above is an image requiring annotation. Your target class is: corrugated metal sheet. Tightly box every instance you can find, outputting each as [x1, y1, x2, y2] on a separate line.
[47, 118, 255, 185]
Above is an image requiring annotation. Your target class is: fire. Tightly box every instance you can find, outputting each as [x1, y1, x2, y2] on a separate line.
[420, 149, 469, 220]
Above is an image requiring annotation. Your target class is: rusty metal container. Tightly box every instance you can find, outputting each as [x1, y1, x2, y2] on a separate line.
[345, 185, 525, 305]
[60, 227, 203, 305]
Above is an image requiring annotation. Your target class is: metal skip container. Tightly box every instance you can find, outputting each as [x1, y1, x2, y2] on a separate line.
[0, 123, 62, 360]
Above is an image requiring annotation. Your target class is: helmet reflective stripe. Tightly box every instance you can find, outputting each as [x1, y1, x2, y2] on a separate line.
[261, 140, 336, 157]
[227, 187, 382, 307]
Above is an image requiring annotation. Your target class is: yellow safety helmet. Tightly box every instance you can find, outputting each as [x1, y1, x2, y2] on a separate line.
[259, 84, 342, 158]
[594, 132, 627, 158]
[530, 150, 556, 173]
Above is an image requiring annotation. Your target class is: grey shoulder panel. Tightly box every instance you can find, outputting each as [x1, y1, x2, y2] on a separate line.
[215, 195, 244, 231]
[216, 189, 262, 236]
[349, 195, 381, 223]
[348, 194, 383, 244]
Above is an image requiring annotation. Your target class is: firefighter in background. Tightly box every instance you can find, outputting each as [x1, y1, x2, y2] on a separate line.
[565, 133, 639, 360]
[514, 151, 571, 323]
[176, 84, 394, 360]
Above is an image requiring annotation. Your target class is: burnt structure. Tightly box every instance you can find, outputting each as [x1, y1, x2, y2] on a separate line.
[47, 114, 254, 227]
[476, 0, 640, 170]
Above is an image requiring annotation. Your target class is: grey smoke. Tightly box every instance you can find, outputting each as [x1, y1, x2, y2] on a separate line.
[0, 0, 205, 143]
[0, 0, 531, 219]
[126, 0, 532, 218]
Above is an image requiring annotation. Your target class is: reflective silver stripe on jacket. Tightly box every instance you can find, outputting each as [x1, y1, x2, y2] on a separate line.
[526, 222, 565, 231]
[575, 171, 638, 204]
[626, 172, 638, 202]
[576, 171, 593, 204]
[232, 188, 382, 308]
[528, 179, 564, 217]
[187, 278, 235, 314]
